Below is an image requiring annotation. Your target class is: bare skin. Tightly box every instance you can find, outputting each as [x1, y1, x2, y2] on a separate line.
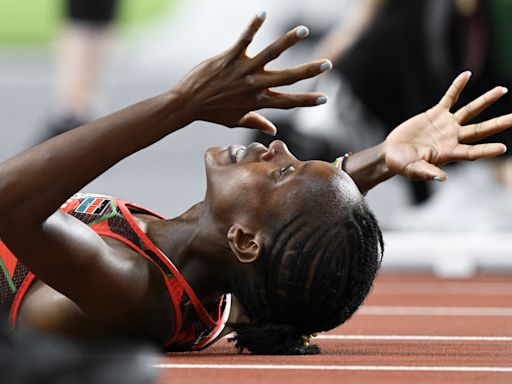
[0, 15, 332, 343]
[1, 14, 511, 348]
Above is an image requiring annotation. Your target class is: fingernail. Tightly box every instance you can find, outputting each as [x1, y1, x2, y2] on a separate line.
[433, 176, 444, 182]
[264, 127, 277, 136]
[465, 70, 472, 77]
[296, 26, 309, 38]
[316, 95, 328, 105]
[257, 11, 267, 20]
[502, 87, 508, 94]
[320, 60, 333, 72]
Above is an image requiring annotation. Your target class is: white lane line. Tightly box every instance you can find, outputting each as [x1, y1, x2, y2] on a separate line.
[153, 364, 512, 373]
[315, 335, 512, 342]
[358, 306, 512, 316]
[376, 282, 512, 296]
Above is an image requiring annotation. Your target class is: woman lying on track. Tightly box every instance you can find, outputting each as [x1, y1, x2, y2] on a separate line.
[1, 13, 511, 355]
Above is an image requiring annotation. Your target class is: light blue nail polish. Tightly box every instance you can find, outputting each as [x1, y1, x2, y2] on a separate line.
[316, 96, 328, 105]
[433, 176, 443, 182]
[296, 26, 309, 38]
[320, 60, 333, 72]
[256, 11, 267, 20]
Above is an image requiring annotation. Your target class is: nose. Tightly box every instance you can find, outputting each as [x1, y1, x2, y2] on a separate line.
[260, 140, 294, 161]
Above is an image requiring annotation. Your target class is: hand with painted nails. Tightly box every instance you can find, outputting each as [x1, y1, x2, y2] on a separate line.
[173, 12, 331, 135]
[383, 71, 512, 182]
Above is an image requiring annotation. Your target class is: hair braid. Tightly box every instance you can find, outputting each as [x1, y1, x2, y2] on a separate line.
[229, 198, 383, 354]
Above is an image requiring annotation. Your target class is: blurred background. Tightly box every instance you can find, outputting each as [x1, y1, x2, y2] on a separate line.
[0, 0, 511, 276]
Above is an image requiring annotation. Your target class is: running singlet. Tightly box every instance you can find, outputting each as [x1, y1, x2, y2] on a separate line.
[0, 193, 231, 351]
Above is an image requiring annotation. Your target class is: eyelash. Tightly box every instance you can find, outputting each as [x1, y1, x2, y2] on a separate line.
[279, 164, 295, 177]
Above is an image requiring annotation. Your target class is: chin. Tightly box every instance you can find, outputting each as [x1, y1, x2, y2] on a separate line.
[205, 146, 228, 167]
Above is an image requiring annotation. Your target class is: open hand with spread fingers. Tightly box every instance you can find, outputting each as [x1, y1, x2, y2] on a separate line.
[173, 12, 332, 135]
[383, 71, 512, 181]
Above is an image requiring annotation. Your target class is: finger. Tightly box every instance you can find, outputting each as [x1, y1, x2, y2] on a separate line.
[238, 111, 277, 135]
[458, 112, 512, 143]
[228, 12, 267, 60]
[246, 25, 310, 72]
[403, 160, 448, 181]
[451, 143, 507, 161]
[258, 60, 332, 89]
[454, 86, 509, 124]
[438, 71, 472, 109]
[257, 90, 328, 109]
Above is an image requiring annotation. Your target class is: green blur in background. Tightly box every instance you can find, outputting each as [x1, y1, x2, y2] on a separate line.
[488, 0, 512, 82]
[0, 0, 177, 44]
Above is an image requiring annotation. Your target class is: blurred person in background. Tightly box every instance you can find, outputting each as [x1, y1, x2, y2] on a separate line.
[252, 0, 512, 229]
[46, 0, 119, 137]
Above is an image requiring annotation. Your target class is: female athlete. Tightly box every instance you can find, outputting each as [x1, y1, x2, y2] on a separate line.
[0, 13, 511, 354]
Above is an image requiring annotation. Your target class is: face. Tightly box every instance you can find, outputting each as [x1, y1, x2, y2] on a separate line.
[203, 140, 361, 232]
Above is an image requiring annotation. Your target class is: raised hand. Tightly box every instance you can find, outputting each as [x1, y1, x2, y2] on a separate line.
[384, 71, 512, 181]
[173, 12, 332, 135]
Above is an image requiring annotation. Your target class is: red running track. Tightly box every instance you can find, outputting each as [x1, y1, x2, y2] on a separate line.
[156, 273, 512, 384]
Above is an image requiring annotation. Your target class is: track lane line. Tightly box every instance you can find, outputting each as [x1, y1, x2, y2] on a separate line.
[358, 306, 512, 316]
[315, 335, 512, 341]
[375, 282, 512, 295]
[153, 364, 512, 372]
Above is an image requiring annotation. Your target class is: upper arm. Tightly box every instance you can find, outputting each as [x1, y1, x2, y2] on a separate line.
[2, 210, 151, 317]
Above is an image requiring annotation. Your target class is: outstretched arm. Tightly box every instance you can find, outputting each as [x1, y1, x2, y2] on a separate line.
[0, 14, 331, 227]
[344, 72, 512, 193]
[0, 14, 331, 316]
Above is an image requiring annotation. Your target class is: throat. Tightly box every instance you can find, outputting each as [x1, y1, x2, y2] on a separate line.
[177, 258, 227, 310]
[143, 210, 230, 311]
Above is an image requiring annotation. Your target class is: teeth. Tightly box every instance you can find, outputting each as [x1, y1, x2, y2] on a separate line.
[228, 145, 246, 163]
[235, 148, 245, 162]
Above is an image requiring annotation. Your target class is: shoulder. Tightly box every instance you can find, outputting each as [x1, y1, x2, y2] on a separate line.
[20, 238, 176, 344]
[100, 236, 177, 340]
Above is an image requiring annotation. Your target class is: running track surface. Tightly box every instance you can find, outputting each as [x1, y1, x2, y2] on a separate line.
[156, 273, 512, 384]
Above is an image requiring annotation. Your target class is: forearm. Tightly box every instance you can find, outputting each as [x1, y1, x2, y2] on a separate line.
[0, 90, 191, 227]
[343, 142, 393, 193]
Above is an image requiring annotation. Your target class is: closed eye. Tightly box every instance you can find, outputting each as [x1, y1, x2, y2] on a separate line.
[279, 164, 295, 178]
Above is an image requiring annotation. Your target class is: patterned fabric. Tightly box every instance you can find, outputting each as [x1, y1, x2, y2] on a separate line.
[0, 243, 30, 314]
[1, 193, 231, 351]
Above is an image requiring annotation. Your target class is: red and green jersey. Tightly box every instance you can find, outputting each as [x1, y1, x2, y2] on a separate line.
[0, 193, 231, 351]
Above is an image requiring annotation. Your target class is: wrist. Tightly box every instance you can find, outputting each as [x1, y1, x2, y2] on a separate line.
[372, 142, 392, 179]
[343, 142, 393, 193]
[161, 88, 196, 128]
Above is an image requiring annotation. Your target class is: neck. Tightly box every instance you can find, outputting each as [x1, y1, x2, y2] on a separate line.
[146, 201, 233, 308]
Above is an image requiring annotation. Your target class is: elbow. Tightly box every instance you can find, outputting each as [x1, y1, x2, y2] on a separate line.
[0, 171, 24, 223]
[0, 193, 42, 239]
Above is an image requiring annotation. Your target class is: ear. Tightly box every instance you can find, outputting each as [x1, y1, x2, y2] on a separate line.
[227, 224, 264, 264]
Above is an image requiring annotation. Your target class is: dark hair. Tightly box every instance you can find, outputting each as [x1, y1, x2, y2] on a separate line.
[228, 199, 383, 354]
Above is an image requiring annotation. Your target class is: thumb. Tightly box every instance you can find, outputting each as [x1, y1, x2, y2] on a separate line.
[404, 160, 448, 181]
[238, 112, 277, 135]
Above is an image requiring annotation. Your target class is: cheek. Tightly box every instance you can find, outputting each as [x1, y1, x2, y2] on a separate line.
[207, 167, 272, 219]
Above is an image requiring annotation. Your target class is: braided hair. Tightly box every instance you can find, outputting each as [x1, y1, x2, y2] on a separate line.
[228, 196, 383, 354]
